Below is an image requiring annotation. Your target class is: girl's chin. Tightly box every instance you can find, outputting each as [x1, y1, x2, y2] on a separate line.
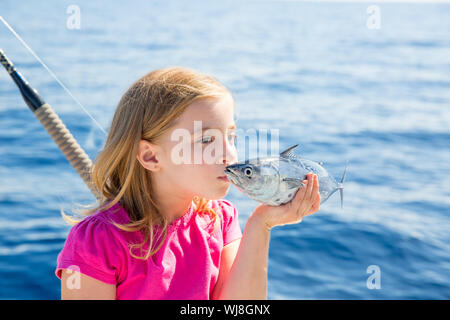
[196, 185, 230, 200]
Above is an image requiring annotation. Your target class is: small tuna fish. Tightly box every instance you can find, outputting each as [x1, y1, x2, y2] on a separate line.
[224, 144, 348, 208]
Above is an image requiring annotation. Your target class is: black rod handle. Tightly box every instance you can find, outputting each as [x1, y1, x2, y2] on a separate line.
[0, 49, 101, 200]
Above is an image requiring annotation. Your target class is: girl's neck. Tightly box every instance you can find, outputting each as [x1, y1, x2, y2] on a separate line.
[154, 191, 194, 225]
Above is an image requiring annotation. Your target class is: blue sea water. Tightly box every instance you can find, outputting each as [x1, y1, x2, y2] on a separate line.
[0, 0, 449, 299]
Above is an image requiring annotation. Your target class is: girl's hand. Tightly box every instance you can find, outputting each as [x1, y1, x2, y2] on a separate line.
[251, 173, 320, 230]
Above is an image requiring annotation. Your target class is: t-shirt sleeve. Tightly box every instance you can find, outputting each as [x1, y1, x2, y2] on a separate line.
[55, 216, 123, 285]
[220, 199, 243, 246]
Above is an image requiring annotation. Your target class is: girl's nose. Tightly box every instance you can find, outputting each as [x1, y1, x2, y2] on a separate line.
[222, 136, 237, 165]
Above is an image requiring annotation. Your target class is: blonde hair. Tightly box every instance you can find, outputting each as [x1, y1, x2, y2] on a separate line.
[61, 66, 232, 260]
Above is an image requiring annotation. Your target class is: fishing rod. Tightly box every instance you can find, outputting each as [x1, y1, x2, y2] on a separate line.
[0, 49, 102, 200]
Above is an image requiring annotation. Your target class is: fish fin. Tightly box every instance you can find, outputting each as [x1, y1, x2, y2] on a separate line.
[280, 144, 300, 159]
[282, 177, 305, 189]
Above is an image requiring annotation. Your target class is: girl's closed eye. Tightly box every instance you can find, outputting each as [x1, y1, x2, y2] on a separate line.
[199, 132, 238, 145]
[200, 136, 215, 144]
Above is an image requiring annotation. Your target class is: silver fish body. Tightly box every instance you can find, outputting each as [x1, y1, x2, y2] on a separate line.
[224, 144, 348, 207]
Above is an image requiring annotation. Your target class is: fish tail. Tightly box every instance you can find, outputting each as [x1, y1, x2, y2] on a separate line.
[341, 160, 349, 184]
[339, 160, 349, 209]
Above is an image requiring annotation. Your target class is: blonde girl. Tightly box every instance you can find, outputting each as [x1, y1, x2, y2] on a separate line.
[55, 67, 320, 300]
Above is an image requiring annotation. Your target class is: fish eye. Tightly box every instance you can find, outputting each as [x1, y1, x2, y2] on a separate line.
[244, 166, 253, 177]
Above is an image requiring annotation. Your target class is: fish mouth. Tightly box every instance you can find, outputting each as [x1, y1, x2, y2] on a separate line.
[224, 167, 240, 185]
[224, 167, 236, 178]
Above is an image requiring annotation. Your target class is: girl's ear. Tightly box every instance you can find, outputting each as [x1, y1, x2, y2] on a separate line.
[136, 140, 161, 172]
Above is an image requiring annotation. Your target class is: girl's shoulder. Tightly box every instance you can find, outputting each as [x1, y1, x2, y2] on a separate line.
[66, 202, 130, 243]
[91, 201, 130, 225]
[56, 202, 127, 284]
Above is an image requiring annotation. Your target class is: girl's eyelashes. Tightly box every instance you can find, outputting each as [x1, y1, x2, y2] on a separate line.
[198, 132, 238, 144]
[200, 136, 214, 144]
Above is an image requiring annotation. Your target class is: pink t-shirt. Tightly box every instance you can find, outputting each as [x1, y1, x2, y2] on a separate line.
[55, 199, 242, 300]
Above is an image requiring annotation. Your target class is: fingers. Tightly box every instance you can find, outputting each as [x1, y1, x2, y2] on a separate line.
[293, 178, 308, 203]
[312, 174, 319, 201]
[308, 192, 321, 214]
[305, 173, 315, 201]
[292, 174, 311, 212]
[293, 173, 319, 212]
[300, 173, 320, 215]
